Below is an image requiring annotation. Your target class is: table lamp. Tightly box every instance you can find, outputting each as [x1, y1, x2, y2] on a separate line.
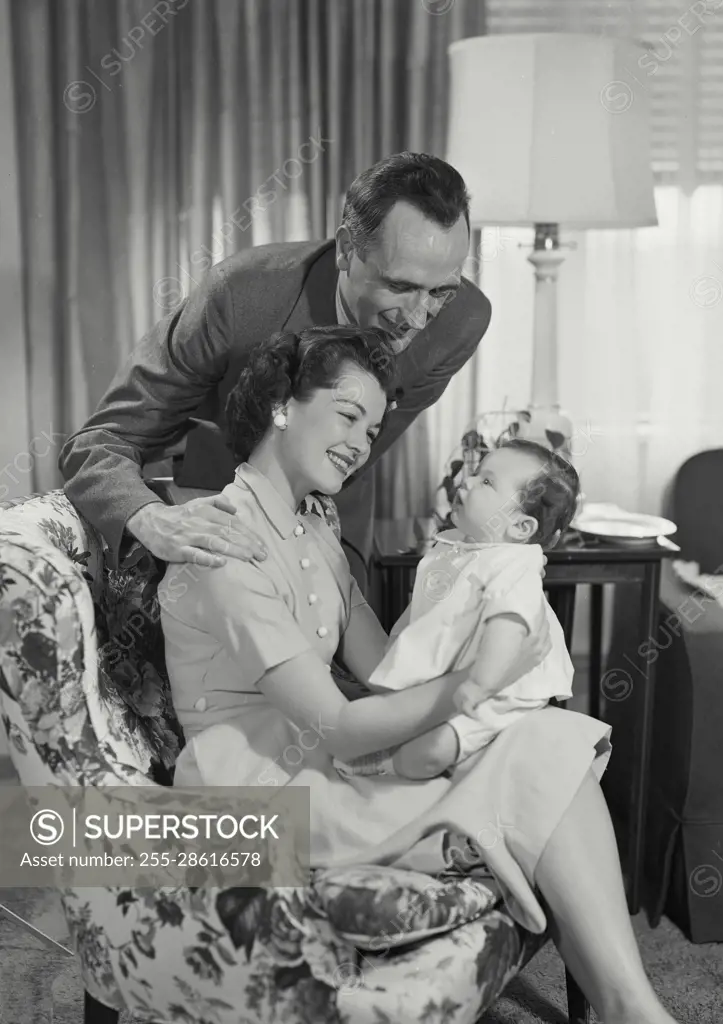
[446, 33, 658, 453]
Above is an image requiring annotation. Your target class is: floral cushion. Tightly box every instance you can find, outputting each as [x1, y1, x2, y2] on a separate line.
[310, 865, 500, 950]
[0, 489, 544, 1024]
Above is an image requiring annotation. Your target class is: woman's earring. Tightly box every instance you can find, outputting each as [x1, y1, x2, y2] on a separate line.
[273, 410, 288, 431]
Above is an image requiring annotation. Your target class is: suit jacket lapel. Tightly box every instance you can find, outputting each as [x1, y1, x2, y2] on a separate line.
[284, 243, 338, 330]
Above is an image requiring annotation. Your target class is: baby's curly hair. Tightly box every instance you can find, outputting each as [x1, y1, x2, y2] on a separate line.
[498, 438, 581, 548]
[225, 325, 398, 463]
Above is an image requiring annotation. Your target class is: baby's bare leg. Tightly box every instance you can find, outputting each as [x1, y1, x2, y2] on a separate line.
[392, 723, 460, 779]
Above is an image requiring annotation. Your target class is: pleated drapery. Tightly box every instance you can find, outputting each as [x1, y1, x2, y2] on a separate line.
[7, 0, 486, 493]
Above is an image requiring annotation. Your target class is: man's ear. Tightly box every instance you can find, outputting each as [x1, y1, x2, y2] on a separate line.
[335, 225, 353, 273]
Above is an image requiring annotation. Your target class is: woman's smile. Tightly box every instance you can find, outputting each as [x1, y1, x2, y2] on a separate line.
[326, 448, 355, 476]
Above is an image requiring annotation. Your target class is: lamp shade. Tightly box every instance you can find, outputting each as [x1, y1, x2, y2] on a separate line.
[446, 34, 658, 229]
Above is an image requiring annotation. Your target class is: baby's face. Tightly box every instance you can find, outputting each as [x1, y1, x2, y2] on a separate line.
[452, 447, 542, 543]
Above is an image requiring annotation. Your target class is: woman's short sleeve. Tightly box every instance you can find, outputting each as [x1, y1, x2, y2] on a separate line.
[192, 560, 314, 687]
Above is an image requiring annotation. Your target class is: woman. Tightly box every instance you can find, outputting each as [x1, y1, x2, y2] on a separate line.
[159, 325, 677, 1024]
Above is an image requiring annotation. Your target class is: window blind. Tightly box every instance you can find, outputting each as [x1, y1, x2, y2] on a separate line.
[485, 0, 723, 188]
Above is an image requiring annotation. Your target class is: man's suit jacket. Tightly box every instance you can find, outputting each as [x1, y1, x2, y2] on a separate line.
[59, 240, 492, 579]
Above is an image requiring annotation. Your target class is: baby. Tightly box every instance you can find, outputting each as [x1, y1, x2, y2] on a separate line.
[335, 439, 581, 781]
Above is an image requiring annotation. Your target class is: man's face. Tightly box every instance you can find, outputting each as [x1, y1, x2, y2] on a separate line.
[336, 200, 470, 352]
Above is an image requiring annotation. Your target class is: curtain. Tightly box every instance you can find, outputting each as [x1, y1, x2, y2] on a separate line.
[0, 0, 29, 504]
[7, 0, 486, 496]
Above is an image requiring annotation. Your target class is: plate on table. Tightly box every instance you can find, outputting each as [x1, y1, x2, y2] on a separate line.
[571, 506, 678, 547]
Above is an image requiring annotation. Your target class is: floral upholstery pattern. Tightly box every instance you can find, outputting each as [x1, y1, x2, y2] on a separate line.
[61, 885, 540, 1024]
[0, 489, 544, 1024]
[310, 865, 501, 950]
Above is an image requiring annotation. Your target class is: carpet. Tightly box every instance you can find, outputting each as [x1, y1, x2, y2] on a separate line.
[1, 884, 721, 1024]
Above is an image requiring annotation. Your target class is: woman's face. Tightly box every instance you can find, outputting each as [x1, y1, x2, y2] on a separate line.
[280, 361, 388, 496]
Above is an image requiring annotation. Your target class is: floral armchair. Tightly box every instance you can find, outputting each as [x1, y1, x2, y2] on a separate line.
[0, 489, 590, 1024]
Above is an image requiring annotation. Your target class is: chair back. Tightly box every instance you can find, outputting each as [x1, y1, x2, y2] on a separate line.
[0, 490, 181, 786]
[672, 449, 723, 574]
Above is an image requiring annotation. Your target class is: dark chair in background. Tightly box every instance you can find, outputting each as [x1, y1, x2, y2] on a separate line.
[605, 449, 723, 943]
[668, 448, 723, 574]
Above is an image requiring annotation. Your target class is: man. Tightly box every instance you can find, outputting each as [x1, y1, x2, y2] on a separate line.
[60, 152, 492, 592]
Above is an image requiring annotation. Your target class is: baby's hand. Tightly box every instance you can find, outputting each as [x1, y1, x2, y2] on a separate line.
[454, 680, 483, 717]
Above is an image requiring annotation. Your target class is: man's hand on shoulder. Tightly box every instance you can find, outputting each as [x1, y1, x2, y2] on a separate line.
[126, 496, 268, 568]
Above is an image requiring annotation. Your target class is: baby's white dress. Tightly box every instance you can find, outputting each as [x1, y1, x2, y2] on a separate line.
[366, 530, 574, 761]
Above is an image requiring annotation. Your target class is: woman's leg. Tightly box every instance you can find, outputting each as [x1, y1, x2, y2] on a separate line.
[536, 770, 677, 1024]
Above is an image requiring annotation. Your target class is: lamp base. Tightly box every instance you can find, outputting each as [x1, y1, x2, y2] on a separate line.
[515, 405, 573, 458]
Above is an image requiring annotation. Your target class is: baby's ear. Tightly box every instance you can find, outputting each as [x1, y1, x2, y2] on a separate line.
[518, 514, 538, 541]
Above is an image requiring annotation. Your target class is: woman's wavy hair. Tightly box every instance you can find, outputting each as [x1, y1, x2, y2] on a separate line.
[225, 325, 398, 463]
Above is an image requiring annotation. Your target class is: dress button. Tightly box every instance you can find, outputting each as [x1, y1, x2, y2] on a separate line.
[316, 626, 328, 638]
[308, 593, 318, 604]
[294, 524, 305, 537]
[300, 557, 311, 569]
[194, 697, 207, 712]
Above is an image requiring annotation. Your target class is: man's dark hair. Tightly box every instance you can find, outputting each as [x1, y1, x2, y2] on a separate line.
[498, 438, 581, 548]
[225, 325, 398, 464]
[341, 152, 471, 256]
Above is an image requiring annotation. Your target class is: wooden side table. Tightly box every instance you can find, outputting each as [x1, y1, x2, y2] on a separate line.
[370, 519, 678, 915]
